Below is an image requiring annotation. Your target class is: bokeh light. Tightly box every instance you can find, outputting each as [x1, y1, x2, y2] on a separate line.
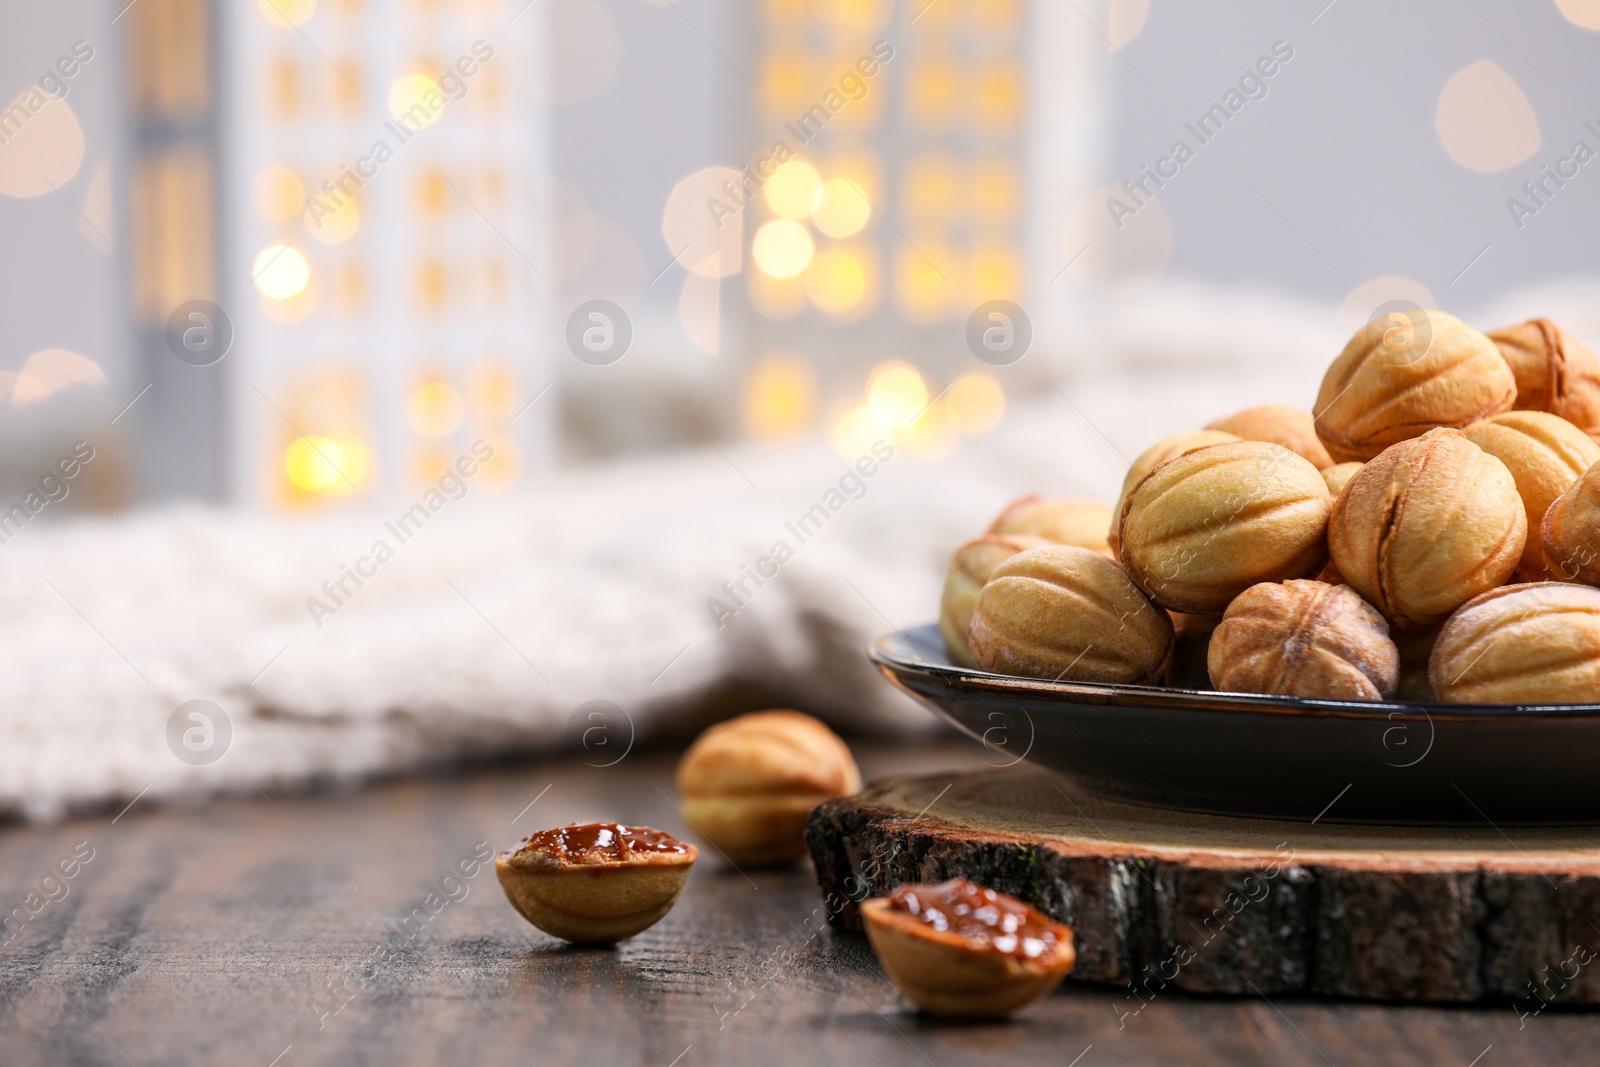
[805, 246, 869, 314]
[823, 0, 890, 33]
[11, 349, 105, 408]
[1108, 0, 1151, 48]
[1556, 0, 1600, 30]
[741, 353, 818, 440]
[831, 403, 888, 460]
[477, 439, 521, 488]
[470, 363, 515, 419]
[903, 154, 957, 220]
[902, 399, 959, 459]
[284, 435, 371, 496]
[252, 166, 306, 221]
[764, 160, 824, 219]
[975, 65, 1022, 129]
[759, 52, 810, 120]
[259, 0, 317, 26]
[1435, 60, 1539, 173]
[748, 269, 807, 319]
[895, 242, 955, 322]
[662, 166, 743, 278]
[253, 244, 311, 300]
[971, 161, 1018, 223]
[262, 285, 317, 324]
[406, 380, 465, 438]
[1338, 276, 1437, 335]
[946, 373, 1005, 435]
[812, 178, 872, 238]
[411, 447, 450, 485]
[867, 362, 929, 428]
[752, 219, 815, 279]
[306, 199, 359, 244]
[0, 93, 85, 199]
[388, 73, 444, 129]
[971, 243, 1022, 302]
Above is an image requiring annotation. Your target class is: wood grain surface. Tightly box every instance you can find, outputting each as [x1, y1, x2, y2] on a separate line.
[0, 742, 1595, 1066]
[808, 767, 1600, 1011]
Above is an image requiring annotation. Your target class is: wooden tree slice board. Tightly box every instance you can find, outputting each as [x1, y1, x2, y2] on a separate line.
[805, 766, 1600, 1006]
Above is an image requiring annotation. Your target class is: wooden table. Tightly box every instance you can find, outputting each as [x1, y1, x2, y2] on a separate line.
[0, 742, 1593, 1066]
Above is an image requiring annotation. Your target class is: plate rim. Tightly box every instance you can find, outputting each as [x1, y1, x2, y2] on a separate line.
[872, 624, 1600, 724]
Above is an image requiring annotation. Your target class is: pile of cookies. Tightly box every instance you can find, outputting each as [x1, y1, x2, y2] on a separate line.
[941, 313, 1600, 704]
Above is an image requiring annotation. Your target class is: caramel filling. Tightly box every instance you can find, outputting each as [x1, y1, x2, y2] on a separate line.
[512, 822, 691, 863]
[884, 878, 1064, 960]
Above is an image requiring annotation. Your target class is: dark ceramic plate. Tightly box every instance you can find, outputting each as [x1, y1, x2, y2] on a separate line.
[871, 623, 1600, 825]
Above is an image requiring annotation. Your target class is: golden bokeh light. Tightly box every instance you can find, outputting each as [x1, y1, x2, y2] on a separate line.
[971, 243, 1021, 302]
[415, 259, 447, 311]
[824, 145, 882, 204]
[976, 65, 1023, 129]
[764, 0, 808, 20]
[971, 161, 1018, 223]
[752, 219, 815, 278]
[867, 362, 929, 428]
[895, 242, 955, 323]
[748, 268, 807, 319]
[1435, 60, 1539, 174]
[831, 403, 889, 460]
[252, 166, 306, 221]
[388, 73, 444, 129]
[410, 448, 450, 485]
[11, 349, 105, 408]
[334, 263, 366, 314]
[812, 178, 872, 238]
[903, 154, 957, 220]
[260, 0, 318, 25]
[805, 246, 869, 314]
[972, 0, 1021, 30]
[824, 0, 890, 33]
[764, 160, 824, 220]
[759, 52, 811, 120]
[406, 380, 465, 439]
[284, 435, 371, 495]
[946, 372, 1005, 435]
[476, 438, 521, 488]
[252, 243, 312, 300]
[416, 170, 448, 216]
[261, 285, 317, 323]
[902, 398, 959, 460]
[306, 198, 359, 244]
[470, 363, 515, 418]
[270, 59, 301, 119]
[0, 92, 85, 198]
[741, 353, 818, 440]
[908, 62, 958, 131]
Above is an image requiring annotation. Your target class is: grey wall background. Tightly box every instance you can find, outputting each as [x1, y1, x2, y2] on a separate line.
[0, 0, 128, 507]
[1102, 0, 1600, 308]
